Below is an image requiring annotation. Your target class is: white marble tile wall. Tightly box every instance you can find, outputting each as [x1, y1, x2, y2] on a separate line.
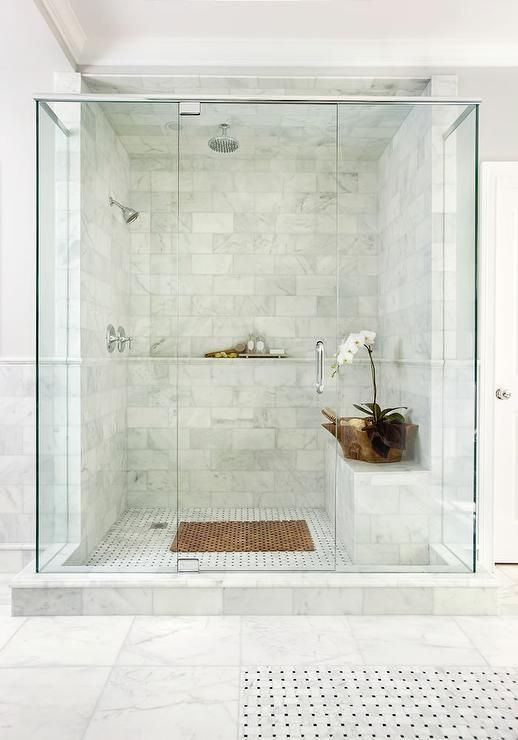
[72, 102, 132, 562]
[121, 101, 378, 510]
[377, 104, 434, 468]
[126, 359, 362, 509]
[0, 364, 35, 555]
[85, 74, 430, 97]
[126, 103, 342, 360]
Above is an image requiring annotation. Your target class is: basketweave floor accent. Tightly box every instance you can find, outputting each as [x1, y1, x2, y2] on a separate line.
[240, 667, 518, 739]
[85, 507, 351, 570]
[171, 519, 315, 553]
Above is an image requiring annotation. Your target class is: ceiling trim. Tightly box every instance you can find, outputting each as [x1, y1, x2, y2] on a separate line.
[33, 0, 86, 68]
[76, 37, 518, 69]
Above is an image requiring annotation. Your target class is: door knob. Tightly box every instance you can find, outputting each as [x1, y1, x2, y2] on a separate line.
[496, 388, 512, 400]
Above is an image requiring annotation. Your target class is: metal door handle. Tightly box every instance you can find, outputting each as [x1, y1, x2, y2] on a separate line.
[496, 388, 512, 400]
[315, 340, 325, 394]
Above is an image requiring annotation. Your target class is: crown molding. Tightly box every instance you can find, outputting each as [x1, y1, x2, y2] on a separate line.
[76, 36, 518, 70]
[33, 0, 86, 69]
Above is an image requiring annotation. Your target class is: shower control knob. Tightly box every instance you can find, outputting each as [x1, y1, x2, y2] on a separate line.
[117, 326, 133, 352]
[496, 388, 512, 400]
[106, 324, 118, 353]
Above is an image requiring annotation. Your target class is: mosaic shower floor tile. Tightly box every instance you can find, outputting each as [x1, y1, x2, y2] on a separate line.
[86, 507, 351, 571]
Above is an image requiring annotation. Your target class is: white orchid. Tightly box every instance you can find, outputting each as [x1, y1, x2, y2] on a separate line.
[331, 329, 376, 377]
[328, 329, 408, 452]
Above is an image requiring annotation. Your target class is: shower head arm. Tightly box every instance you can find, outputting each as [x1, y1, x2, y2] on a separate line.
[108, 196, 140, 224]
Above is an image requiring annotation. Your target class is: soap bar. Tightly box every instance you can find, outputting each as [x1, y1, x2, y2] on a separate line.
[269, 348, 285, 355]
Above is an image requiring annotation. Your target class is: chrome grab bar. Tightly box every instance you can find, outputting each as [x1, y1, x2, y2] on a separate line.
[315, 340, 325, 394]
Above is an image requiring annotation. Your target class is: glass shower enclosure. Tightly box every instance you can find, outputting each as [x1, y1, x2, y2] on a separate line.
[36, 95, 478, 574]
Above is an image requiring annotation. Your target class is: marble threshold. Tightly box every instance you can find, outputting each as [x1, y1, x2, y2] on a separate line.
[10, 564, 500, 617]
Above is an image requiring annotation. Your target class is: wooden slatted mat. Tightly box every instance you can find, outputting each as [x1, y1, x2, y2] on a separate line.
[170, 519, 315, 552]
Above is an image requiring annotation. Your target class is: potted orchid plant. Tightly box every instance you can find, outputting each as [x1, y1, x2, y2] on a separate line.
[325, 330, 417, 463]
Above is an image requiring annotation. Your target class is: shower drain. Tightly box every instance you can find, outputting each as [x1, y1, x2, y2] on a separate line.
[150, 522, 168, 530]
[239, 667, 518, 739]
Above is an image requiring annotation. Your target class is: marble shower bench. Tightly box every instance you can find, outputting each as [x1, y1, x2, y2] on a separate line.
[325, 437, 446, 567]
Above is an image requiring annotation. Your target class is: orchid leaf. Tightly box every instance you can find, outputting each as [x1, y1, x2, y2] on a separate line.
[363, 402, 382, 418]
[378, 406, 407, 420]
[384, 412, 406, 424]
[353, 404, 373, 416]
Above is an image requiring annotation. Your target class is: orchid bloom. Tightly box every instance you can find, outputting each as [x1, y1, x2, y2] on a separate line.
[331, 330, 376, 377]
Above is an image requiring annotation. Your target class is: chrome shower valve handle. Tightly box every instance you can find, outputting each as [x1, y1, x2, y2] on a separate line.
[106, 324, 118, 353]
[117, 326, 133, 352]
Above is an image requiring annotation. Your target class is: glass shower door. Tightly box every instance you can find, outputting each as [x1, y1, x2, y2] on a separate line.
[174, 102, 339, 571]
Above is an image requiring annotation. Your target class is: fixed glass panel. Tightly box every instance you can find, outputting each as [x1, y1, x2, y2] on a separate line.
[37, 101, 180, 571]
[37, 103, 72, 570]
[335, 103, 477, 572]
[442, 106, 478, 571]
[175, 103, 339, 571]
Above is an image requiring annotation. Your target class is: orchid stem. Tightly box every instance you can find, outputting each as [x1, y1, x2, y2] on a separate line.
[366, 344, 377, 420]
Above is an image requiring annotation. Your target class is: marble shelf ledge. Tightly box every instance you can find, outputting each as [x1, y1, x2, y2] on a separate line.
[10, 564, 500, 617]
[337, 456, 430, 483]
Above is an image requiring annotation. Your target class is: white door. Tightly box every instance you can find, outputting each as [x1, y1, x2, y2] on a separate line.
[487, 163, 518, 562]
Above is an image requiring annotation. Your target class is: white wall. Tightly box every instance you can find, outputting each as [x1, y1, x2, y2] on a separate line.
[457, 68, 518, 161]
[0, 0, 73, 358]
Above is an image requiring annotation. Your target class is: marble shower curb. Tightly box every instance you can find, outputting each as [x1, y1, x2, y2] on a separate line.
[10, 567, 499, 616]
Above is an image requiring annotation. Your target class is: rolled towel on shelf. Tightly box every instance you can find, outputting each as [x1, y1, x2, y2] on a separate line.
[321, 408, 348, 425]
[321, 407, 337, 423]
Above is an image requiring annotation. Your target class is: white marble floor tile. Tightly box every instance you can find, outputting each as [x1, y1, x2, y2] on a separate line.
[456, 616, 518, 666]
[0, 615, 24, 651]
[348, 616, 488, 665]
[0, 666, 110, 740]
[0, 616, 133, 666]
[0, 577, 13, 606]
[241, 615, 362, 666]
[83, 666, 239, 740]
[117, 615, 240, 666]
[497, 565, 518, 583]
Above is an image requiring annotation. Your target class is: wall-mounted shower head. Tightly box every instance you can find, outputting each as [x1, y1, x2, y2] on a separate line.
[109, 196, 140, 224]
[208, 123, 239, 154]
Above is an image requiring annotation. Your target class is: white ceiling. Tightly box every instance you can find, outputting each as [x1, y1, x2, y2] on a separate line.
[36, 0, 518, 69]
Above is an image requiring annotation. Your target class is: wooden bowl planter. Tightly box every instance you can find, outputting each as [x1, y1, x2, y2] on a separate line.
[322, 418, 418, 464]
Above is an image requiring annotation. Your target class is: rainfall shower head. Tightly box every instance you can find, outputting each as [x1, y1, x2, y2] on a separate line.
[208, 123, 239, 154]
[109, 196, 140, 224]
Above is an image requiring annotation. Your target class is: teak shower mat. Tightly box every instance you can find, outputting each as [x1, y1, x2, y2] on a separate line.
[171, 519, 315, 552]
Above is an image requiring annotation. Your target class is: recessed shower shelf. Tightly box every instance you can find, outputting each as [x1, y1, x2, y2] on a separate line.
[238, 353, 285, 359]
